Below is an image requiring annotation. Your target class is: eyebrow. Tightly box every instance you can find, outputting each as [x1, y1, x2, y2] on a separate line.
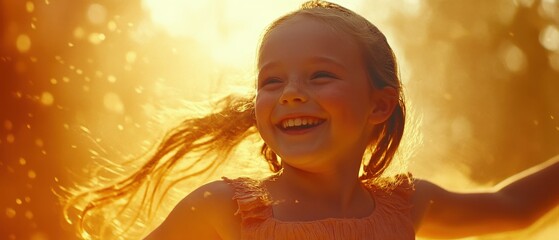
[258, 56, 347, 74]
[308, 56, 347, 70]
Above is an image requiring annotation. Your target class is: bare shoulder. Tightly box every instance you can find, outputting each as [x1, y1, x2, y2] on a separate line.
[187, 180, 238, 208]
[145, 180, 240, 240]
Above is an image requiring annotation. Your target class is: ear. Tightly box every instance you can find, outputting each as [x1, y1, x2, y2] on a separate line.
[368, 87, 398, 124]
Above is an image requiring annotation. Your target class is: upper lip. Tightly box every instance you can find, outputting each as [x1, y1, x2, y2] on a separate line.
[275, 113, 326, 128]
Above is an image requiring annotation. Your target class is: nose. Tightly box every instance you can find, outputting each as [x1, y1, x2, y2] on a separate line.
[279, 81, 308, 105]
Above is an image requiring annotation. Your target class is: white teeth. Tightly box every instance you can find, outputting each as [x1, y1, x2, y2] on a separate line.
[281, 117, 322, 129]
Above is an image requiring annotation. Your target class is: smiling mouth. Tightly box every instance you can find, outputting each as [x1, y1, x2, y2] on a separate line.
[278, 117, 326, 131]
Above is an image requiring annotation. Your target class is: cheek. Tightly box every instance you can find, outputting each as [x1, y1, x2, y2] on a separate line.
[317, 88, 370, 109]
[254, 93, 274, 128]
[317, 88, 371, 120]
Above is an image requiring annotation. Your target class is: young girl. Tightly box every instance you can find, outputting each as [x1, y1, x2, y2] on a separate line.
[65, 1, 559, 239]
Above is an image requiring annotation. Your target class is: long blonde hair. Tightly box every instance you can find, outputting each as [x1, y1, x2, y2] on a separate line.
[63, 1, 406, 238]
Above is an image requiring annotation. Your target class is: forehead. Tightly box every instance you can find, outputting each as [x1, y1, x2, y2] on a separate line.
[258, 16, 363, 69]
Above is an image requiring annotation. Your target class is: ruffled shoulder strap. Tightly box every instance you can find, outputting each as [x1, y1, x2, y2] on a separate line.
[362, 173, 415, 212]
[222, 177, 273, 227]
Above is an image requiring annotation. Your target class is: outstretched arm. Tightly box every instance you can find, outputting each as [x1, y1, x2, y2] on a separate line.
[414, 154, 559, 239]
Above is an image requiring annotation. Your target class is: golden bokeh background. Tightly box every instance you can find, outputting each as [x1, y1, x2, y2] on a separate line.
[1, 0, 559, 239]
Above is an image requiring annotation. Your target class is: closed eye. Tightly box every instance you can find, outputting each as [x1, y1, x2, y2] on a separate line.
[311, 71, 337, 80]
[258, 77, 283, 89]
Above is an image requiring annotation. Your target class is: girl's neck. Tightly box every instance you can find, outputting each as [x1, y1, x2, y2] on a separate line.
[264, 163, 375, 221]
[271, 163, 367, 208]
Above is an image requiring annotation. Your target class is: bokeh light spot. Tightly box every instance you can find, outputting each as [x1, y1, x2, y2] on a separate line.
[125, 51, 137, 63]
[6, 134, 15, 143]
[26, 1, 35, 13]
[16, 198, 23, 205]
[500, 42, 526, 72]
[107, 20, 117, 31]
[88, 33, 106, 45]
[135, 86, 144, 94]
[28, 170, 37, 179]
[35, 138, 44, 147]
[540, 24, 559, 51]
[103, 92, 125, 114]
[25, 210, 34, 219]
[73, 27, 85, 39]
[539, 0, 558, 18]
[5, 208, 16, 218]
[29, 232, 49, 240]
[16, 34, 32, 53]
[496, 0, 517, 24]
[19, 157, 27, 165]
[79, 126, 91, 134]
[107, 75, 117, 83]
[95, 70, 103, 78]
[87, 4, 108, 25]
[40, 91, 54, 106]
[4, 120, 13, 130]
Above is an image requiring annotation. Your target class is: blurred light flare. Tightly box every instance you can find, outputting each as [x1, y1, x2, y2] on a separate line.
[39, 91, 54, 106]
[73, 27, 85, 39]
[87, 3, 108, 25]
[88, 32, 106, 45]
[16, 34, 31, 53]
[125, 51, 137, 63]
[539, 0, 558, 18]
[141, 0, 299, 70]
[500, 42, 527, 73]
[6, 208, 17, 218]
[4, 120, 13, 130]
[540, 24, 559, 51]
[25, 1, 34, 12]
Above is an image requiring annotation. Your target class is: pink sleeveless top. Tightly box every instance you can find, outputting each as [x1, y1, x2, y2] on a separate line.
[223, 175, 415, 239]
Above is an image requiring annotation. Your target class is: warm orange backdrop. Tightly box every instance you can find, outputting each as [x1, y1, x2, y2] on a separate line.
[1, 0, 559, 239]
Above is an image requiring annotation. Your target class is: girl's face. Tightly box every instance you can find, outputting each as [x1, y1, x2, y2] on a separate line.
[255, 16, 389, 172]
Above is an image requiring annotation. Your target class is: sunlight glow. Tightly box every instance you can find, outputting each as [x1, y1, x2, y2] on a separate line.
[142, 0, 291, 69]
